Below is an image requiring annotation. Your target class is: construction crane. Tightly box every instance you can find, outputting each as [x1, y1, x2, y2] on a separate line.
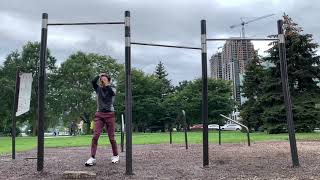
[230, 13, 275, 38]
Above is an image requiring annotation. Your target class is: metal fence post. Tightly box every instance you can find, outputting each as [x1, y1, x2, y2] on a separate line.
[37, 13, 48, 172]
[277, 19, 299, 167]
[182, 110, 188, 150]
[121, 114, 125, 152]
[12, 69, 20, 159]
[125, 11, 133, 175]
[201, 20, 209, 167]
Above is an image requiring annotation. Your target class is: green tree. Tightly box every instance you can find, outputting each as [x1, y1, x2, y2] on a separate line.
[154, 61, 174, 131]
[116, 69, 164, 132]
[49, 52, 122, 134]
[173, 79, 234, 127]
[154, 61, 173, 96]
[245, 14, 320, 133]
[240, 54, 266, 131]
[155, 61, 168, 80]
[268, 15, 319, 133]
[0, 42, 56, 135]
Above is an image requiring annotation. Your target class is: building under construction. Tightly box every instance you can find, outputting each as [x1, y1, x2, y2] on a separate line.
[209, 52, 223, 79]
[209, 38, 255, 104]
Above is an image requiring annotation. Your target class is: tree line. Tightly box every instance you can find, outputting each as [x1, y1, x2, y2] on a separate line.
[0, 45, 234, 135]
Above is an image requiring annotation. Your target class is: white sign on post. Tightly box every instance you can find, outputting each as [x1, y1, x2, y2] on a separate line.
[16, 73, 33, 116]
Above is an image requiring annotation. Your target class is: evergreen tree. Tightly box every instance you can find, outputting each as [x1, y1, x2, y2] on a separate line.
[240, 54, 265, 131]
[261, 14, 320, 133]
[265, 15, 320, 92]
[154, 61, 172, 96]
[155, 61, 168, 80]
[154, 61, 173, 131]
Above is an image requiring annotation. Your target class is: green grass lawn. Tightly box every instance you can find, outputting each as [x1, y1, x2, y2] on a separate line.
[1, 131, 319, 155]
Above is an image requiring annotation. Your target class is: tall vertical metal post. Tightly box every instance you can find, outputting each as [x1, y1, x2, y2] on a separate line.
[201, 20, 209, 167]
[277, 19, 300, 167]
[12, 69, 20, 159]
[247, 131, 251, 147]
[125, 11, 133, 175]
[218, 125, 221, 145]
[121, 114, 125, 152]
[37, 13, 48, 172]
[169, 126, 172, 144]
[182, 110, 188, 150]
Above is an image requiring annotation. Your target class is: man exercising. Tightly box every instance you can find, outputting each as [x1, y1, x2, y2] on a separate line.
[85, 73, 119, 166]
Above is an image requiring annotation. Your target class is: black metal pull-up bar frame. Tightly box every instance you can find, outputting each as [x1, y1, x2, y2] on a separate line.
[202, 19, 299, 168]
[47, 22, 125, 26]
[206, 38, 279, 41]
[131, 42, 201, 50]
[38, 12, 135, 175]
[37, 11, 299, 177]
[38, 11, 205, 175]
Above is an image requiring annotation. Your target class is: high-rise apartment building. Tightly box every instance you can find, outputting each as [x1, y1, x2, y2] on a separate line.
[210, 38, 255, 104]
[209, 52, 222, 79]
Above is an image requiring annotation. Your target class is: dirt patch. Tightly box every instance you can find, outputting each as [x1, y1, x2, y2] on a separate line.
[0, 141, 320, 179]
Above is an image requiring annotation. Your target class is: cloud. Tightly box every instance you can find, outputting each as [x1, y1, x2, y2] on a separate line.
[1, 0, 319, 84]
[0, 12, 37, 41]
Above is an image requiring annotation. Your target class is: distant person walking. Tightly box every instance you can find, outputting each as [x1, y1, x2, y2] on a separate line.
[70, 121, 77, 136]
[85, 73, 119, 166]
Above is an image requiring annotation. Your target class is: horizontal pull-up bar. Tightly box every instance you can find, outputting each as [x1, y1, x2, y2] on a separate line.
[206, 38, 279, 41]
[131, 42, 201, 50]
[47, 22, 125, 26]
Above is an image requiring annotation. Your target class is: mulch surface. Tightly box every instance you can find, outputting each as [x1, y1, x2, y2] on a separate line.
[1, 141, 320, 180]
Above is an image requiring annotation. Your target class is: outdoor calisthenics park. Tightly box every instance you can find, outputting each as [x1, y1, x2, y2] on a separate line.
[31, 10, 297, 173]
[1, 10, 319, 180]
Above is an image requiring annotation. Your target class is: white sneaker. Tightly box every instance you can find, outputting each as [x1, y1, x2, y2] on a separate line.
[85, 157, 96, 166]
[111, 155, 119, 164]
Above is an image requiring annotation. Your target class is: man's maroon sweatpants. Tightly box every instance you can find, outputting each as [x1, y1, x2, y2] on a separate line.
[91, 112, 118, 157]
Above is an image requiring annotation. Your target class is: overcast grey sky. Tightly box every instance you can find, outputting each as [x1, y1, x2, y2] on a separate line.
[1, 0, 319, 84]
